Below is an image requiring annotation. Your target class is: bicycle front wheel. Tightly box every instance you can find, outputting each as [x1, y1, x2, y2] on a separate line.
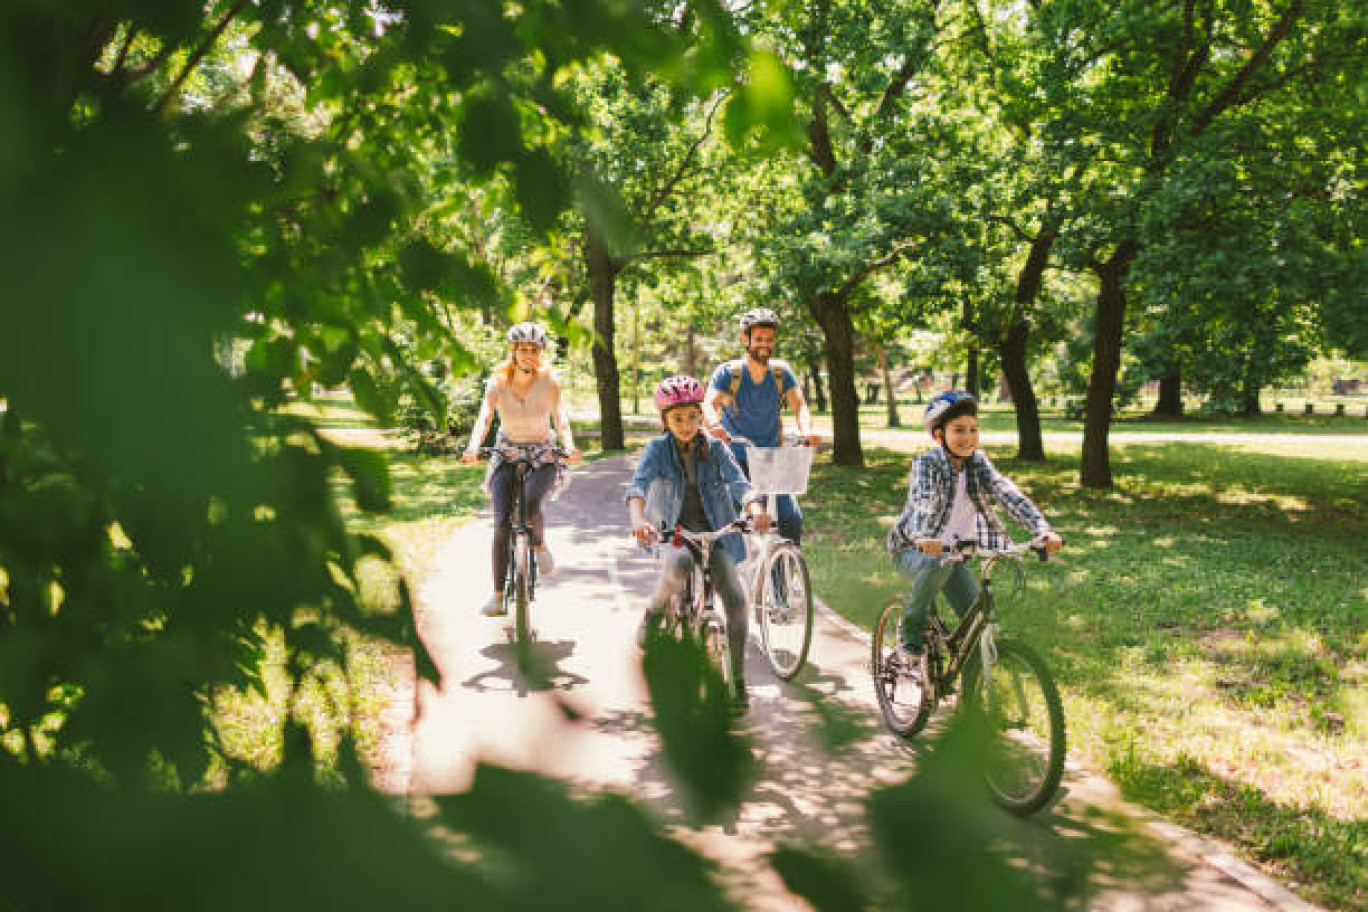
[700, 618, 734, 702]
[963, 638, 1065, 815]
[512, 535, 532, 645]
[871, 601, 933, 738]
[757, 543, 814, 680]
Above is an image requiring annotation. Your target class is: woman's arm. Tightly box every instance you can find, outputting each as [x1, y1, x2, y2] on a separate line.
[548, 376, 582, 462]
[461, 381, 498, 463]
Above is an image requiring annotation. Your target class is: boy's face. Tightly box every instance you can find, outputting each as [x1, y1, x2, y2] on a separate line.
[663, 404, 704, 443]
[937, 414, 979, 460]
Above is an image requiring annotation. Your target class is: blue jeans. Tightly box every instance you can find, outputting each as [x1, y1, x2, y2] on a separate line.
[732, 448, 802, 546]
[893, 547, 980, 648]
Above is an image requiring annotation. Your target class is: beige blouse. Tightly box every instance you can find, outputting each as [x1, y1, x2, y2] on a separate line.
[488, 371, 557, 444]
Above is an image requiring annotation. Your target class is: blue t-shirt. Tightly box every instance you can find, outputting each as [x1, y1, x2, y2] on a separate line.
[708, 359, 799, 447]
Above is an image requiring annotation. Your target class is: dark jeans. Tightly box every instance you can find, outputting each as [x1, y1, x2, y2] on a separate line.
[732, 449, 803, 546]
[489, 462, 557, 591]
[650, 543, 749, 684]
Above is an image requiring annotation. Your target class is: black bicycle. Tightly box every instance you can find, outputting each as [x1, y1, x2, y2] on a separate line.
[478, 443, 566, 645]
[871, 537, 1066, 815]
[648, 519, 754, 705]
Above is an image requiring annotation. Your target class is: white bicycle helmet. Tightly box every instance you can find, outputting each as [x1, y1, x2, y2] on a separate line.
[507, 322, 548, 347]
[739, 307, 780, 333]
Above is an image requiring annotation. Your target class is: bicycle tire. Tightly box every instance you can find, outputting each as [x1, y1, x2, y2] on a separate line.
[757, 542, 814, 680]
[962, 638, 1065, 815]
[701, 617, 734, 703]
[871, 600, 934, 738]
[512, 535, 532, 645]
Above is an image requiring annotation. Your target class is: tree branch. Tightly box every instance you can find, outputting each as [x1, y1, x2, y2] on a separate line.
[1191, 0, 1306, 137]
[153, 0, 249, 115]
[639, 90, 728, 230]
[835, 238, 927, 299]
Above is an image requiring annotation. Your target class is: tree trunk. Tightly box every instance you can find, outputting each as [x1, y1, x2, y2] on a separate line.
[1081, 242, 1139, 489]
[999, 317, 1044, 461]
[803, 343, 828, 413]
[878, 344, 900, 428]
[966, 345, 981, 400]
[587, 231, 624, 450]
[1154, 366, 1184, 417]
[630, 304, 641, 416]
[808, 291, 863, 466]
[1241, 376, 1263, 416]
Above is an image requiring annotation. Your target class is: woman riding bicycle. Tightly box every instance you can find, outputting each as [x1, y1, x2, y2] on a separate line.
[462, 322, 582, 617]
[889, 390, 1062, 652]
[625, 375, 771, 713]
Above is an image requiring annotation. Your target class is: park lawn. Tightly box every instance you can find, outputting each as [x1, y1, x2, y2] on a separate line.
[854, 400, 1368, 436]
[211, 443, 488, 780]
[802, 439, 1367, 911]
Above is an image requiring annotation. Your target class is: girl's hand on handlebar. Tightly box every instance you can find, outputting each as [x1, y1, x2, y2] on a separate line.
[566, 446, 583, 464]
[632, 522, 660, 546]
[915, 537, 943, 557]
[706, 424, 731, 442]
[1042, 531, 1064, 553]
[461, 449, 479, 465]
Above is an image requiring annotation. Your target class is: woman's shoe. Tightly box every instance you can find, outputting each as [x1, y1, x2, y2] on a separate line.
[481, 593, 507, 617]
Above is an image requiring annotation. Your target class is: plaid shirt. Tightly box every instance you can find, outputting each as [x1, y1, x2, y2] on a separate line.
[887, 447, 1051, 554]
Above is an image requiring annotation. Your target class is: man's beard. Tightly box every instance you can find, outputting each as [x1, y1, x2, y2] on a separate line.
[747, 346, 772, 364]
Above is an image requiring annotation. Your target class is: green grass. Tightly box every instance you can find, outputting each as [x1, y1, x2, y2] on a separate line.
[212, 442, 488, 778]
[802, 438, 1367, 910]
[854, 400, 1368, 435]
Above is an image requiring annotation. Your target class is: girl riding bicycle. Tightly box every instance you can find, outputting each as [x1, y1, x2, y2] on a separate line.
[626, 375, 771, 713]
[462, 322, 582, 617]
[889, 390, 1062, 652]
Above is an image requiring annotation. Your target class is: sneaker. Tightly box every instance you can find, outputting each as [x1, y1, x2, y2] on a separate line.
[481, 593, 507, 617]
[536, 548, 555, 576]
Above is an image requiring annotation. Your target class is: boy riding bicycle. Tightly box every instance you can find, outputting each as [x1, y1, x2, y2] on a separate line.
[889, 390, 1062, 653]
[626, 375, 772, 713]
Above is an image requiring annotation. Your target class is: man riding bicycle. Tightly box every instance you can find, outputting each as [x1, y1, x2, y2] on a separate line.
[702, 307, 820, 546]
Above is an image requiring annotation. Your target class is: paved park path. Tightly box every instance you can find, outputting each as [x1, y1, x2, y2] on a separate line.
[381, 453, 1321, 912]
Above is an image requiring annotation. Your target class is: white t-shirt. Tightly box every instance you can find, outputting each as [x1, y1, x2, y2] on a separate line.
[940, 469, 976, 547]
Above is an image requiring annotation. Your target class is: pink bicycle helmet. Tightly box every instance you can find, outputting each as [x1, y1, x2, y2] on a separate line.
[654, 374, 705, 412]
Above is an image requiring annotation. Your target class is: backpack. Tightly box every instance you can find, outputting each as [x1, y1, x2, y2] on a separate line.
[722, 359, 791, 417]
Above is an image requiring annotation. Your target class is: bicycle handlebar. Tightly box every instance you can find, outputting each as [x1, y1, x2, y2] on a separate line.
[943, 535, 1062, 564]
[474, 444, 569, 462]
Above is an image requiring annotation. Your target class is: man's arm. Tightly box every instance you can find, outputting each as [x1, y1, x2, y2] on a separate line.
[702, 384, 731, 441]
[785, 383, 821, 447]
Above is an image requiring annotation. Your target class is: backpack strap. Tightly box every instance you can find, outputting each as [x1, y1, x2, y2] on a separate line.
[725, 359, 791, 417]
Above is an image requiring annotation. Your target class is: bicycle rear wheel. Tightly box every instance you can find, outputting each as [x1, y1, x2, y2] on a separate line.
[757, 543, 814, 680]
[871, 601, 934, 738]
[963, 638, 1065, 815]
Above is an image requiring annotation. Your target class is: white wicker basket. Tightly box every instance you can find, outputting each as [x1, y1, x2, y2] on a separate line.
[744, 445, 813, 497]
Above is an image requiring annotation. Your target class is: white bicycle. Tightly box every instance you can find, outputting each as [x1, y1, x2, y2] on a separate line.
[732, 435, 816, 681]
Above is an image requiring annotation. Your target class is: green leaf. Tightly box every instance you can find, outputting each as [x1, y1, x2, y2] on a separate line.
[460, 91, 523, 176]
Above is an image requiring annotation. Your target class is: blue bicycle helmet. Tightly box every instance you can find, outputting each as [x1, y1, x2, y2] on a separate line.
[923, 390, 977, 435]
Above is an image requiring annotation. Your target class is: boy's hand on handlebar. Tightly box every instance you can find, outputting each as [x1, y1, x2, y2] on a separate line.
[915, 538, 943, 557]
[632, 522, 660, 546]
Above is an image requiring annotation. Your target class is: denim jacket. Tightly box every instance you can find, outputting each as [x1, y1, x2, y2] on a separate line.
[625, 433, 759, 563]
[888, 447, 1050, 555]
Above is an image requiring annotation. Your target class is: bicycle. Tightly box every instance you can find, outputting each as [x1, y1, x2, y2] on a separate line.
[731, 435, 816, 681]
[477, 443, 567, 645]
[645, 519, 755, 705]
[871, 537, 1066, 815]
